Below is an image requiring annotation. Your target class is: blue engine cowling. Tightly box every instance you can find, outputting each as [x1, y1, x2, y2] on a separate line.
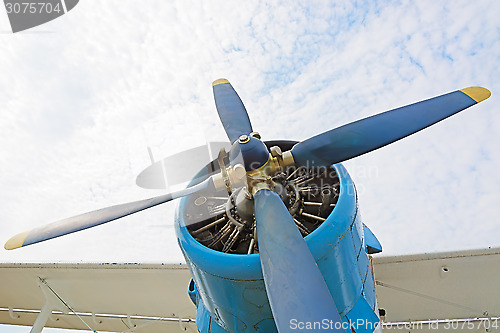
[175, 141, 380, 333]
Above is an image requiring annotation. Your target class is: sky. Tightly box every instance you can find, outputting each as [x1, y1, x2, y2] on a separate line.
[0, 0, 499, 332]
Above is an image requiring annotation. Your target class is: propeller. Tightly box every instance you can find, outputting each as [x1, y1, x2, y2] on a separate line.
[213, 79, 253, 143]
[4, 177, 212, 250]
[254, 189, 343, 332]
[5, 78, 491, 332]
[290, 87, 491, 168]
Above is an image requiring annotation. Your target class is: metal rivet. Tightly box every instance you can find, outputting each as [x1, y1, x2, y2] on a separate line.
[238, 135, 250, 143]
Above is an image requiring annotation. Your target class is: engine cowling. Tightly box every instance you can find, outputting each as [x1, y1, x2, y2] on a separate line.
[176, 141, 380, 333]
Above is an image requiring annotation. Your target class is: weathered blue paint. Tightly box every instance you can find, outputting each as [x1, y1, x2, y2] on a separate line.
[254, 189, 343, 332]
[175, 164, 380, 332]
[364, 225, 383, 254]
[290, 90, 479, 168]
[213, 80, 253, 143]
[230, 136, 270, 171]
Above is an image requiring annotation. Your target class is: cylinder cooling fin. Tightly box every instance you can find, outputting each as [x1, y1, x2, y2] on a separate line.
[183, 141, 340, 255]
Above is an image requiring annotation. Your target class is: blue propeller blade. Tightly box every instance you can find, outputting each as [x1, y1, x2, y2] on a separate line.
[291, 87, 490, 168]
[254, 189, 344, 333]
[213, 79, 253, 143]
[5, 178, 212, 250]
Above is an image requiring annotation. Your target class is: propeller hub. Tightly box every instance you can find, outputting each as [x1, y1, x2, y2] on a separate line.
[234, 187, 255, 225]
[238, 135, 250, 144]
[230, 136, 270, 172]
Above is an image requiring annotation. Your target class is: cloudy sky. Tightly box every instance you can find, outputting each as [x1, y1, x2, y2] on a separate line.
[1, 0, 499, 332]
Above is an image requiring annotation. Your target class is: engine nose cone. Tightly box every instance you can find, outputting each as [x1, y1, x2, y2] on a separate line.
[230, 136, 269, 171]
[234, 187, 255, 225]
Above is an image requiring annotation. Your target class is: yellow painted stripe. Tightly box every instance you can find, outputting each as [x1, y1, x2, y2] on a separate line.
[4, 231, 30, 250]
[460, 87, 491, 103]
[212, 78, 229, 86]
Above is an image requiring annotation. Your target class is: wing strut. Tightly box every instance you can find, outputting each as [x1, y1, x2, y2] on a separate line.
[31, 278, 67, 333]
[31, 277, 96, 333]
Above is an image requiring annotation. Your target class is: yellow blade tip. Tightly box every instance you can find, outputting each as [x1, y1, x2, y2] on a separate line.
[212, 78, 229, 86]
[460, 87, 491, 103]
[4, 231, 30, 250]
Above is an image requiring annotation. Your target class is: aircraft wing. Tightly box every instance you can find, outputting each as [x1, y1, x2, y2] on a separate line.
[3, 247, 500, 333]
[373, 247, 500, 332]
[0, 262, 197, 333]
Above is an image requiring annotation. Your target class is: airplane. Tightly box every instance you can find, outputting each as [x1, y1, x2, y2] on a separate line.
[0, 79, 496, 333]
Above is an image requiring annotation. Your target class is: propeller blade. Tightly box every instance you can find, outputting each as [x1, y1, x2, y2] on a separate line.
[291, 87, 491, 168]
[213, 79, 253, 143]
[254, 189, 344, 332]
[4, 178, 212, 250]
